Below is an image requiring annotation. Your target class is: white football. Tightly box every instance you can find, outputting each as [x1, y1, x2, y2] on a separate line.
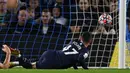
[98, 13, 112, 25]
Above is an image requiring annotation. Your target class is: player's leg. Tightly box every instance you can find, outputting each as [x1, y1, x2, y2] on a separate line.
[10, 56, 35, 69]
[7, 45, 35, 69]
[9, 46, 58, 69]
[36, 50, 59, 69]
[15, 51, 52, 69]
[17, 56, 33, 69]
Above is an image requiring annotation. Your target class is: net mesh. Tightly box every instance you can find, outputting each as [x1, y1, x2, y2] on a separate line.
[0, 0, 119, 68]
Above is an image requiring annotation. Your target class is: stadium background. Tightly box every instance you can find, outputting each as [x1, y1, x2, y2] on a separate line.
[0, 0, 119, 68]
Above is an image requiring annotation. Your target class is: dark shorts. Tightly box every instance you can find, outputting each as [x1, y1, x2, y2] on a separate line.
[36, 50, 61, 69]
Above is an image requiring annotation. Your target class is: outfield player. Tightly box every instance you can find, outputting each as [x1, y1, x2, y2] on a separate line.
[10, 32, 92, 69]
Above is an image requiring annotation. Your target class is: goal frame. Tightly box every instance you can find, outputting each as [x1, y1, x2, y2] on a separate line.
[119, 0, 126, 69]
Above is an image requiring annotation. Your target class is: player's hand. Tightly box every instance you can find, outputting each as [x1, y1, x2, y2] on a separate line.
[2, 45, 11, 54]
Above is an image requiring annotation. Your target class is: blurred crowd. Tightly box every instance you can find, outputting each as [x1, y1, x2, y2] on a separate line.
[127, 0, 130, 42]
[0, 0, 118, 35]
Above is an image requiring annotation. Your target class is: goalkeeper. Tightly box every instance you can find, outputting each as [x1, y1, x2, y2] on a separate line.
[10, 32, 92, 69]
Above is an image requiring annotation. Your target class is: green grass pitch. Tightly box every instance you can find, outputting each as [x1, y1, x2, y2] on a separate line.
[0, 68, 130, 73]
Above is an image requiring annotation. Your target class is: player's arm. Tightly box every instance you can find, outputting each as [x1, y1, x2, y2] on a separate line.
[79, 58, 88, 69]
[0, 45, 11, 69]
[78, 53, 89, 69]
[73, 60, 88, 69]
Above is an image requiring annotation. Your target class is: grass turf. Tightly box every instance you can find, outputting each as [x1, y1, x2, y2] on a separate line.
[0, 68, 130, 73]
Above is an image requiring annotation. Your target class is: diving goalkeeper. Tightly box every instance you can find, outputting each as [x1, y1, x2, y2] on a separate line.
[10, 32, 92, 69]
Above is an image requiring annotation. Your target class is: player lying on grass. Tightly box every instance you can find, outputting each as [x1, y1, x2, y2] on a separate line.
[10, 32, 92, 69]
[0, 45, 11, 69]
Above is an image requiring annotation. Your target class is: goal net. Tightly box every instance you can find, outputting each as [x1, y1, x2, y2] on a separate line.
[0, 0, 120, 68]
[70, 0, 119, 68]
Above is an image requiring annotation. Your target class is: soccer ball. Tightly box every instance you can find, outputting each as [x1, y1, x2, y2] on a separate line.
[98, 13, 112, 25]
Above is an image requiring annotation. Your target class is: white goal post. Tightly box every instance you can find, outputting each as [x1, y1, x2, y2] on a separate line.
[119, 0, 126, 69]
